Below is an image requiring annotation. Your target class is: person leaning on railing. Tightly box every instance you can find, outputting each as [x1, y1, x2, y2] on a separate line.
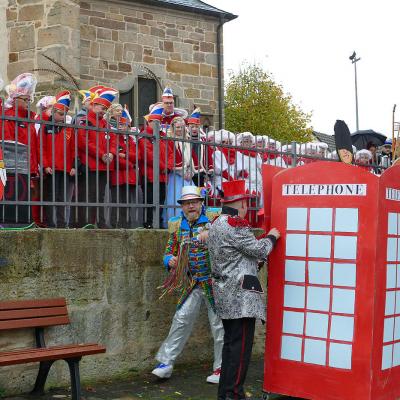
[2, 73, 41, 224]
[110, 108, 142, 229]
[187, 107, 214, 188]
[41, 91, 76, 228]
[73, 87, 118, 228]
[163, 116, 195, 227]
[138, 104, 170, 229]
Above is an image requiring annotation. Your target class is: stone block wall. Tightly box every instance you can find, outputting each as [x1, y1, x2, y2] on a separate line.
[0, 229, 266, 396]
[6, 0, 80, 94]
[4, 0, 224, 133]
[80, 0, 221, 120]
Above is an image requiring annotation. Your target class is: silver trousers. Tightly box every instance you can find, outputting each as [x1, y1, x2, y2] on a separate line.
[156, 286, 224, 371]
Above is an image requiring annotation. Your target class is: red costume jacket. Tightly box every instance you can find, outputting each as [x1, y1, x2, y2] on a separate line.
[111, 134, 137, 186]
[3, 106, 39, 174]
[77, 111, 117, 172]
[138, 126, 171, 183]
[41, 120, 76, 172]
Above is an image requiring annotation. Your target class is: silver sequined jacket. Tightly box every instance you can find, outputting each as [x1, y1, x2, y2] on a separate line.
[208, 214, 275, 320]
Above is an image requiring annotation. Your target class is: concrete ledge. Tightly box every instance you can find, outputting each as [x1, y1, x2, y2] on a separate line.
[0, 229, 266, 395]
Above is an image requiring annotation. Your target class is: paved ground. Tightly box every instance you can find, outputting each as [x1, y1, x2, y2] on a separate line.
[4, 358, 301, 400]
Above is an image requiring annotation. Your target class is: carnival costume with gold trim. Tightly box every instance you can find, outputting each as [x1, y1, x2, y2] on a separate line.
[161, 207, 220, 309]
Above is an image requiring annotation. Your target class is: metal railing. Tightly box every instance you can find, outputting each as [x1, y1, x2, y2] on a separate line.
[0, 100, 389, 228]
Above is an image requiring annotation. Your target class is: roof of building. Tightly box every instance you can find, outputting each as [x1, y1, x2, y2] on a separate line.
[133, 0, 237, 21]
[312, 131, 336, 152]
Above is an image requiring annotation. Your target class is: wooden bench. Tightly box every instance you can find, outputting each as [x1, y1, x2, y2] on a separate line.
[0, 298, 106, 399]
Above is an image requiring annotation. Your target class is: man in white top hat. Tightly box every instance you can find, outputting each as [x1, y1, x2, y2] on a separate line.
[152, 185, 224, 384]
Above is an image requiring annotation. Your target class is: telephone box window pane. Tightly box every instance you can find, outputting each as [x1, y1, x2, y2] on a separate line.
[304, 339, 326, 366]
[334, 236, 357, 260]
[383, 317, 394, 343]
[394, 316, 400, 341]
[332, 289, 355, 314]
[286, 234, 307, 257]
[387, 238, 397, 262]
[333, 263, 356, 287]
[307, 287, 330, 312]
[309, 235, 331, 258]
[393, 342, 400, 367]
[330, 315, 354, 341]
[387, 264, 397, 289]
[385, 291, 395, 316]
[305, 312, 328, 338]
[397, 240, 400, 262]
[388, 212, 398, 235]
[308, 261, 331, 285]
[329, 343, 352, 369]
[284, 285, 305, 309]
[283, 311, 304, 335]
[285, 260, 306, 283]
[382, 344, 393, 370]
[309, 208, 332, 232]
[396, 291, 400, 314]
[335, 208, 358, 233]
[281, 335, 302, 361]
[397, 265, 400, 288]
[287, 208, 307, 231]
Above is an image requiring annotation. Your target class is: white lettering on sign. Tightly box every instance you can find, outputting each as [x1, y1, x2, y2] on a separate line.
[386, 188, 400, 201]
[282, 184, 367, 196]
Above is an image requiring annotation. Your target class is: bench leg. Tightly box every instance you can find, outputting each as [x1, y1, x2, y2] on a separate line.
[66, 358, 82, 400]
[31, 360, 54, 395]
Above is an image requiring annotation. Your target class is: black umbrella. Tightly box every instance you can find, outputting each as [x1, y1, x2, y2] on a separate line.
[350, 130, 387, 150]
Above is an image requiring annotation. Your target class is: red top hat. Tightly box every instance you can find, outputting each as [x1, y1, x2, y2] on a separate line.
[221, 179, 250, 203]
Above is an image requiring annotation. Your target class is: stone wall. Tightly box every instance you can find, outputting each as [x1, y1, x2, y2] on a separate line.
[0, 229, 266, 396]
[5, 0, 223, 125]
[80, 0, 221, 122]
[6, 0, 80, 94]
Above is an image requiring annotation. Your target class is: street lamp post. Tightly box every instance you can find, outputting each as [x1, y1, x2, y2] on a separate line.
[349, 51, 361, 131]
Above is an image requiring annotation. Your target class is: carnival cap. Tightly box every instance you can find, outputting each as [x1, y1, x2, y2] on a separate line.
[383, 138, 392, 147]
[92, 87, 118, 108]
[53, 90, 71, 112]
[146, 103, 163, 121]
[355, 149, 372, 160]
[79, 85, 106, 102]
[237, 131, 255, 145]
[187, 107, 201, 125]
[6, 73, 37, 100]
[36, 96, 55, 110]
[177, 185, 204, 204]
[316, 142, 329, 149]
[162, 87, 174, 99]
[120, 106, 132, 125]
[220, 179, 250, 204]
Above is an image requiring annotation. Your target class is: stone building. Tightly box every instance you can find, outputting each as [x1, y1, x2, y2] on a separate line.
[2, 0, 236, 127]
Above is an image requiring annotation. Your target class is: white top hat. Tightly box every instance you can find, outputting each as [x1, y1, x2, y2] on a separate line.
[177, 185, 204, 204]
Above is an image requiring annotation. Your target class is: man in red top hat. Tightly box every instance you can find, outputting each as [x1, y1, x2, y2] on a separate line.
[74, 87, 118, 227]
[42, 91, 76, 227]
[207, 180, 280, 400]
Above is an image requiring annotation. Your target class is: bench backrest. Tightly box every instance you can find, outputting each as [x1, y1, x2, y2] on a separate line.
[0, 298, 69, 330]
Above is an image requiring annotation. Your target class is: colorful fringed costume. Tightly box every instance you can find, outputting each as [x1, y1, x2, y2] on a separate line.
[161, 207, 220, 309]
[155, 207, 224, 373]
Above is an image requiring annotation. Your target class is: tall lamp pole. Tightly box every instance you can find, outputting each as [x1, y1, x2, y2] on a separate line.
[349, 51, 361, 131]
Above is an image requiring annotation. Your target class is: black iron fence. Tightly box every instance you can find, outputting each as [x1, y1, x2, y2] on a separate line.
[0, 101, 388, 229]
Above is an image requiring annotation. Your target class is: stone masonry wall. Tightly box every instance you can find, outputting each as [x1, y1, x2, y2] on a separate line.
[80, 0, 221, 123]
[6, 0, 80, 94]
[0, 229, 266, 395]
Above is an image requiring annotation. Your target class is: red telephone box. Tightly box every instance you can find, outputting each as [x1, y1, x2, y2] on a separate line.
[263, 162, 400, 400]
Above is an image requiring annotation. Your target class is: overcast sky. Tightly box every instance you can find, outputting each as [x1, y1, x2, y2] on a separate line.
[207, 0, 400, 137]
